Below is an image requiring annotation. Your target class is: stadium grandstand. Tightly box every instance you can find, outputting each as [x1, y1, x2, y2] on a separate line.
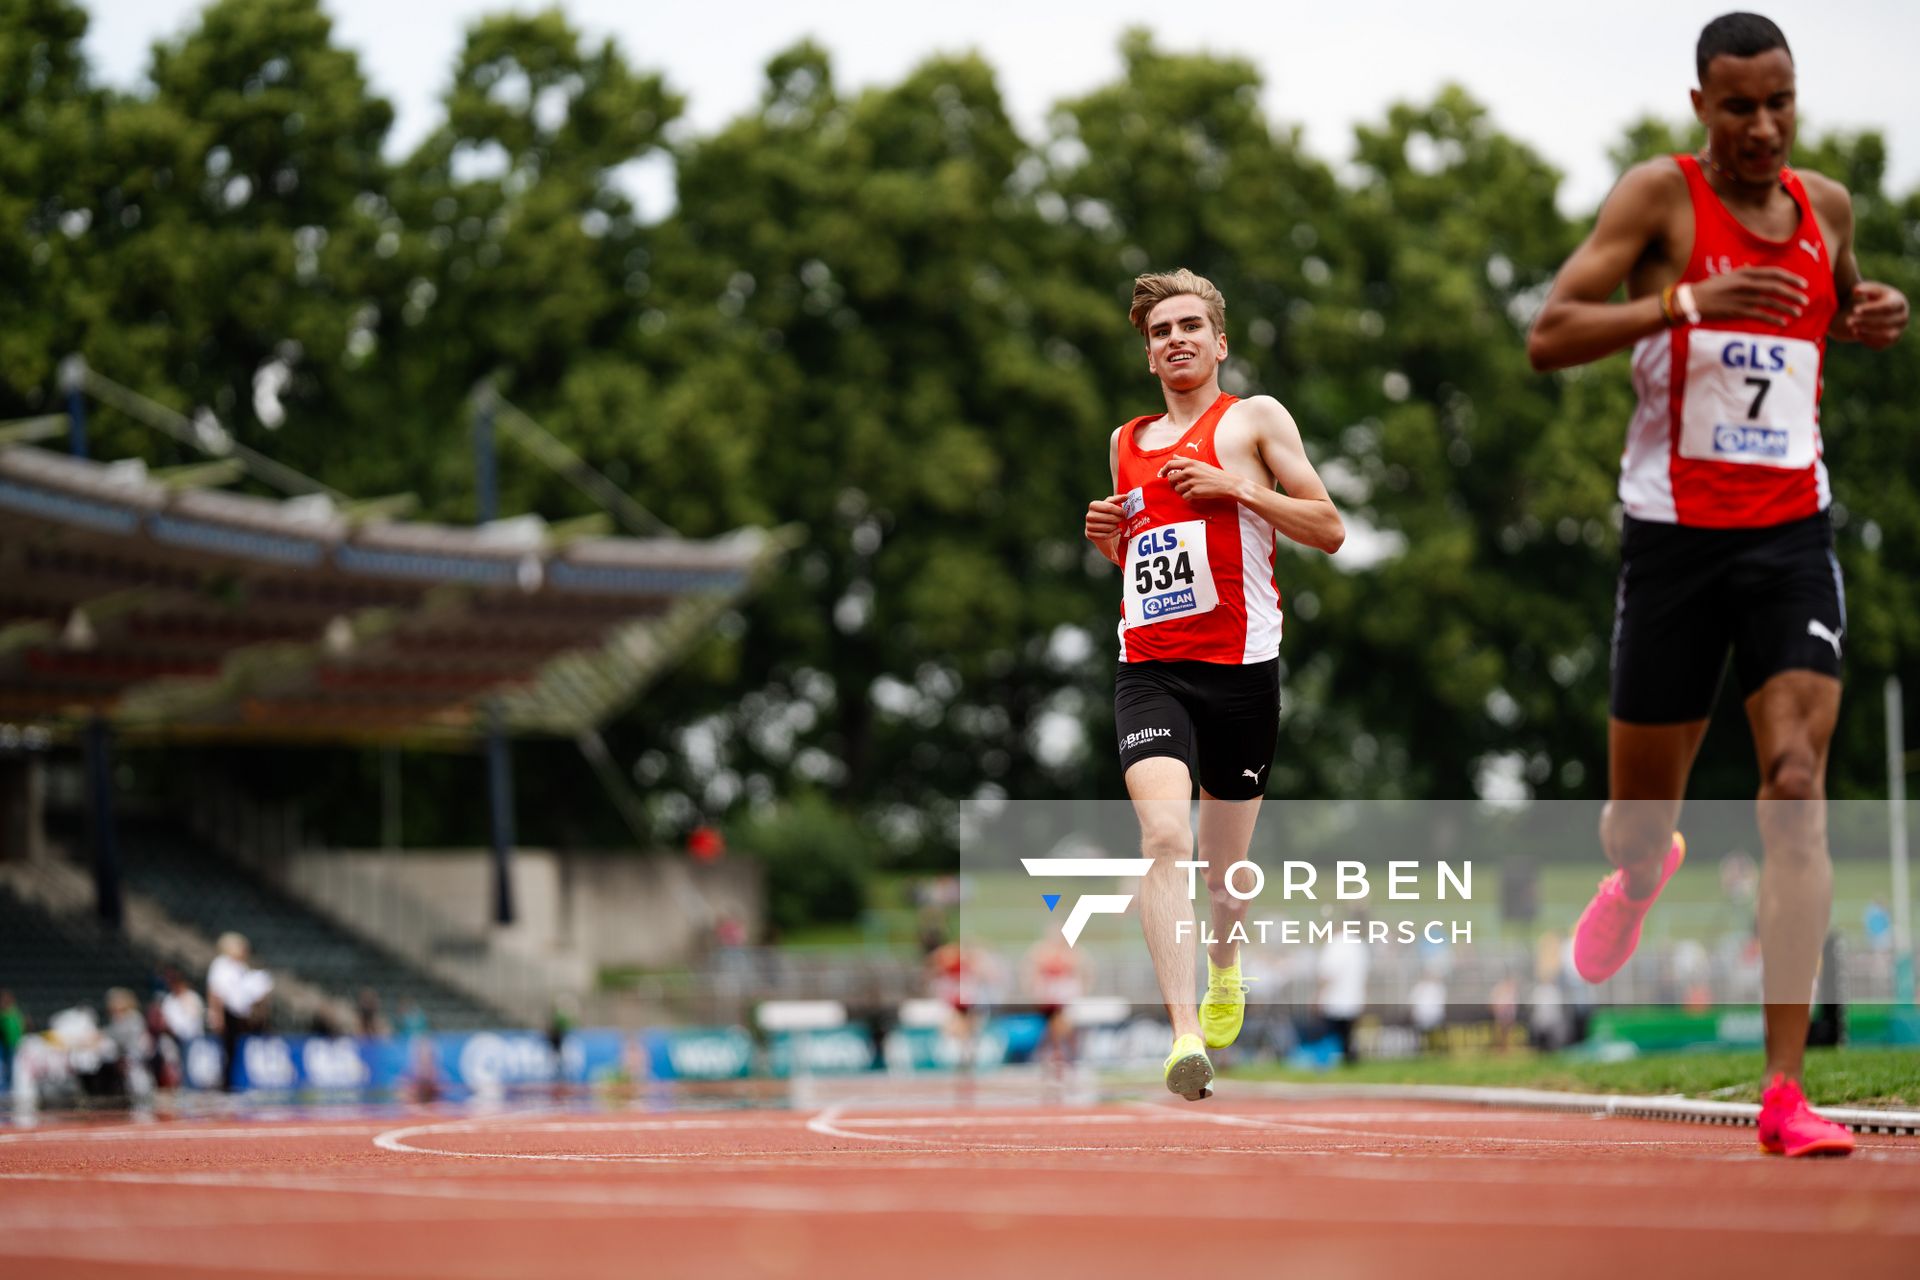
[0, 359, 783, 1047]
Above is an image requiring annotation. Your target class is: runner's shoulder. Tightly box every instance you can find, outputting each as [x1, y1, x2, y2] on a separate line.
[1222, 395, 1301, 443]
[1794, 167, 1854, 229]
[1601, 158, 1690, 224]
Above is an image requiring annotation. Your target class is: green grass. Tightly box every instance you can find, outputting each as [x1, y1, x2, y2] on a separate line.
[1226, 1046, 1920, 1107]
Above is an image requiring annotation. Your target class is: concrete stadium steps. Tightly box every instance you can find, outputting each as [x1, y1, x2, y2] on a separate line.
[0, 883, 160, 1023]
[110, 818, 513, 1031]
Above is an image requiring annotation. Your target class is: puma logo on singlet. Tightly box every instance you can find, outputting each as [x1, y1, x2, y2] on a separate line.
[1241, 765, 1268, 783]
[1184, 442, 1202, 452]
[1798, 238, 1821, 261]
[1807, 618, 1843, 659]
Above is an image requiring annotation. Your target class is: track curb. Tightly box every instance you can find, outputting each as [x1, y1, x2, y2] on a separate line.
[1231, 1080, 1920, 1136]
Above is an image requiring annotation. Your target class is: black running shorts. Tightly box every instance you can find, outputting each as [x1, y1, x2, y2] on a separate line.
[1610, 511, 1845, 724]
[1114, 658, 1281, 800]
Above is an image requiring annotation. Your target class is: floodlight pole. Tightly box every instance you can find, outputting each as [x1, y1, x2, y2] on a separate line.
[62, 356, 123, 927]
[473, 383, 517, 927]
[1889, 677, 1913, 1003]
[60, 355, 87, 457]
[84, 715, 123, 929]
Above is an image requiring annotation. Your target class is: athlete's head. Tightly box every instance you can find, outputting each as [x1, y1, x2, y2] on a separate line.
[1692, 13, 1795, 185]
[1130, 269, 1227, 391]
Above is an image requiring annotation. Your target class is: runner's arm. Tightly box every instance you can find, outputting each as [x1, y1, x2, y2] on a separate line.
[1084, 428, 1127, 566]
[1815, 178, 1911, 349]
[1164, 398, 1343, 554]
[1526, 164, 1677, 371]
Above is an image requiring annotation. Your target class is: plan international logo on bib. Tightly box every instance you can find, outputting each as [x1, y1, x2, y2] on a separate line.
[1714, 423, 1790, 459]
[1142, 587, 1198, 618]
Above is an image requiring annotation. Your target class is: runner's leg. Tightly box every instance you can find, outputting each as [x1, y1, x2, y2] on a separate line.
[1125, 756, 1201, 1040]
[1745, 670, 1841, 1082]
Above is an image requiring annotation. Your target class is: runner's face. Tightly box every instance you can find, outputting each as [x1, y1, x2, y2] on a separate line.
[1692, 49, 1797, 185]
[1144, 295, 1226, 391]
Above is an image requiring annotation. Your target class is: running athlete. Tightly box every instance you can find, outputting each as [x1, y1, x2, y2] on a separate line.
[1527, 13, 1908, 1156]
[1084, 269, 1345, 1100]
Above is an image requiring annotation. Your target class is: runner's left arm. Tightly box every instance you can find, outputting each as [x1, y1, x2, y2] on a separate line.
[1817, 181, 1910, 349]
[1161, 398, 1344, 554]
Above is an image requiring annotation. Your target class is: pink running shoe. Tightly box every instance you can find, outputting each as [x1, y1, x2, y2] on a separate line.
[1758, 1075, 1855, 1157]
[1572, 833, 1685, 983]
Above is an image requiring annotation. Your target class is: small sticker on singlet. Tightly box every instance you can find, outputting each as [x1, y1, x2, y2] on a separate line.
[1679, 330, 1821, 469]
[1122, 519, 1218, 629]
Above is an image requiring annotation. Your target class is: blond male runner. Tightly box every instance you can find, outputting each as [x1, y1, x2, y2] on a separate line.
[1085, 270, 1345, 1099]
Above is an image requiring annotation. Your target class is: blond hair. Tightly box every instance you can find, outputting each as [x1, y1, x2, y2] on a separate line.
[1129, 269, 1226, 337]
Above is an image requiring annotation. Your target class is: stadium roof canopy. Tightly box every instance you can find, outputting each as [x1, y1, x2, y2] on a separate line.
[0, 441, 780, 746]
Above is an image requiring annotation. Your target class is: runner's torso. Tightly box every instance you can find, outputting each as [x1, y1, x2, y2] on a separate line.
[1620, 155, 1839, 528]
[1114, 392, 1282, 664]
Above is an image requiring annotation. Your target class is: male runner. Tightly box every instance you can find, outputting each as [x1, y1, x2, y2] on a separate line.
[1084, 269, 1345, 1099]
[1527, 13, 1908, 1156]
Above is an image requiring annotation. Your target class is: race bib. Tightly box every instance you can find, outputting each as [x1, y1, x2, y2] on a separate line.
[1679, 330, 1820, 469]
[1123, 519, 1218, 629]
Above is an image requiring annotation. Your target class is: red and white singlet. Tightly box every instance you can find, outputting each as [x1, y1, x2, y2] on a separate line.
[1620, 154, 1839, 528]
[1114, 392, 1283, 664]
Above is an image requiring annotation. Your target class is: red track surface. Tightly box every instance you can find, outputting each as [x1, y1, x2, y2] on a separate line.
[3, 1094, 1917, 1278]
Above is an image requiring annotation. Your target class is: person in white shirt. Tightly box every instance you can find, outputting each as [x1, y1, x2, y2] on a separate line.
[1316, 913, 1371, 1066]
[206, 933, 271, 1093]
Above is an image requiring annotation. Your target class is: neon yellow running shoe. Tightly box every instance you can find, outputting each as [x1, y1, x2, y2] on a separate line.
[1163, 1033, 1214, 1101]
[1201, 957, 1246, 1049]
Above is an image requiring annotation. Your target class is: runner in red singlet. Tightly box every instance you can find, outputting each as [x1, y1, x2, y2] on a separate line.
[1084, 269, 1345, 1099]
[1528, 13, 1908, 1156]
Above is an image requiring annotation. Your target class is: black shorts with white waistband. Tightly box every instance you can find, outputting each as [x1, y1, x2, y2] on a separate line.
[1114, 657, 1280, 800]
[1610, 511, 1845, 724]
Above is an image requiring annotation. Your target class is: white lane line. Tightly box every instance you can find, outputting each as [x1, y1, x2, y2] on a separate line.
[805, 1103, 926, 1144]
[2, 1165, 1916, 1237]
[0, 1123, 396, 1145]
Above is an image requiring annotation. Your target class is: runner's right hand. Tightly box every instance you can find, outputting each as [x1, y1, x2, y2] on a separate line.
[1688, 266, 1810, 326]
[1085, 495, 1126, 543]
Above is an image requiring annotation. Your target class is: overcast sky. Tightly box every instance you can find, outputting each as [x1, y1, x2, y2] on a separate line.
[84, 0, 1920, 215]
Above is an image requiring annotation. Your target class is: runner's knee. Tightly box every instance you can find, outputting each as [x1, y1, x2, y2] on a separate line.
[1761, 749, 1820, 802]
[1139, 828, 1190, 863]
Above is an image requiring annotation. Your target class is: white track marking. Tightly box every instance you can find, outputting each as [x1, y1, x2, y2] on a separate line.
[2, 1166, 1917, 1238]
[0, 1123, 396, 1145]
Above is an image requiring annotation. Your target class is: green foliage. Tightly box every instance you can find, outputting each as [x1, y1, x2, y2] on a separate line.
[727, 793, 876, 933]
[8, 6, 1919, 864]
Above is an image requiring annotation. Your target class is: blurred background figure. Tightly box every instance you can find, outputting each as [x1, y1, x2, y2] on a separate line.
[0, 989, 23, 1091]
[153, 969, 204, 1091]
[356, 988, 390, 1039]
[1315, 909, 1370, 1067]
[206, 932, 272, 1093]
[104, 987, 154, 1102]
[1022, 931, 1085, 1092]
[1409, 967, 1448, 1053]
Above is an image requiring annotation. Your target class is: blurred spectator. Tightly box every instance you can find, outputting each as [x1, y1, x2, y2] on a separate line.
[1409, 969, 1447, 1050]
[395, 999, 428, 1039]
[1316, 913, 1370, 1066]
[104, 988, 154, 1101]
[1488, 972, 1521, 1050]
[356, 989, 390, 1038]
[207, 932, 272, 1093]
[158, 969, 205, 1060]
[0, 989, 23, 1088]
[1808, 930, 1844, 1048]
[1864, 900, 1892, 952]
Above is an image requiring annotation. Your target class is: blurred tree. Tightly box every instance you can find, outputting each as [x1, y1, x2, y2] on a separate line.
[7, 11, 1914, 860]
